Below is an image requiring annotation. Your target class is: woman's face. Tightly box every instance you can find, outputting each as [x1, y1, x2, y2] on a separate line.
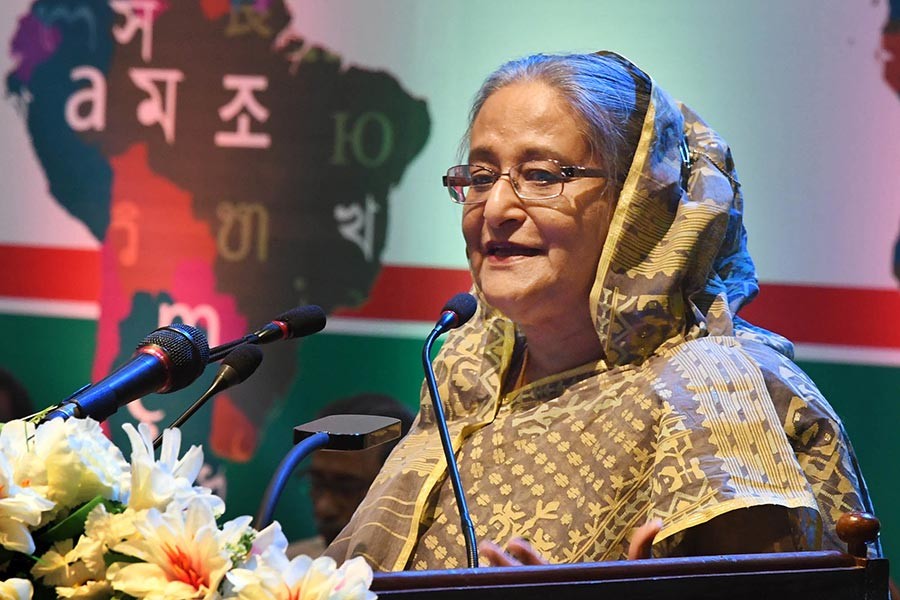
[462, 81, 616, 330]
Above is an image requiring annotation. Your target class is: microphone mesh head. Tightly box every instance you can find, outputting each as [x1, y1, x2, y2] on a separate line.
[276, 305, 327, 338]
[137, 323, 209, 392]
[221, 344, 264, 384]
[442, 293, 478, 328]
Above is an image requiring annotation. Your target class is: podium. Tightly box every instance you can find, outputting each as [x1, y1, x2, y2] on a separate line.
[372, 551, 889, 599]
[371, 514, 889, 599]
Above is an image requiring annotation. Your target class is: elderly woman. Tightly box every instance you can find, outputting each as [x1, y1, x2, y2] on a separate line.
[324, 51, 873, 571]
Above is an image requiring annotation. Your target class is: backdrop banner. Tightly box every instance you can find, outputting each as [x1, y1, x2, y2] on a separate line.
[1, 0, 898, 557]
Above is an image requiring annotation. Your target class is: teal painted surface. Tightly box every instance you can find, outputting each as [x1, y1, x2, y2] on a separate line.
[0, 314, 97, 413]
[799, 360, 900, 560]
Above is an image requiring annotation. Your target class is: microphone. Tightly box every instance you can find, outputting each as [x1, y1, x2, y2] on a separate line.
[422, 292, 479, 568]
[252, 305, 327, 344]
[153, 344, 264, 449]
[207, 305, 327, 363]
[42, 323, 209, 423]
[433, 293, 478, 335]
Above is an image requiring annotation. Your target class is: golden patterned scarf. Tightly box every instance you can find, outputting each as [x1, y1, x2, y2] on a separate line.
[324, 53, 870, 571]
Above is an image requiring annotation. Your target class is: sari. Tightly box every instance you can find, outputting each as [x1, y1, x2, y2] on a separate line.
[325, 53, 871, 571]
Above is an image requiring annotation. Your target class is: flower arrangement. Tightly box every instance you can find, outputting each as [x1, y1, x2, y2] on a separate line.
[0, 417, 376, 600]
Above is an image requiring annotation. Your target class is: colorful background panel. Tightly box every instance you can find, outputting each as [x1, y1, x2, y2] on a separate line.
[0, 0, 898, 559]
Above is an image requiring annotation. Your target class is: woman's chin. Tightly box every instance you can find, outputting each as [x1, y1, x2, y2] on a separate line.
[479, 288, 534, 322]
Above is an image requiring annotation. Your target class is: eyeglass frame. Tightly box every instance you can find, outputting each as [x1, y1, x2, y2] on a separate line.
[441, 159, 609, 205]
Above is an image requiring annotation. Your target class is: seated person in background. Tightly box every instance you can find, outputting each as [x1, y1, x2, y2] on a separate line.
[287, 393, 415, 558]
[0, 367, 33, 422]
[325, 51, 877, 570]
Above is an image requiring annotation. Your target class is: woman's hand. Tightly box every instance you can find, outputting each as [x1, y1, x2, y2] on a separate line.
[479, 537, 548, 566]
[628, 518, 663, 559]
[479, 518, 663, 566]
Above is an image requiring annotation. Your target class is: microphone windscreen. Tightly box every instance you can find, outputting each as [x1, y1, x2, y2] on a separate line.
[221, 345, 264, 384]
[277, 305, 327, 338]
[442, 293, 478, 327]
[137, 323, 209, 391]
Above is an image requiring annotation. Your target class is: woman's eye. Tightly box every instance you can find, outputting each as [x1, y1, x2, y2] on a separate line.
[522, 168, 561, 185]
[470, 173, 496, 187]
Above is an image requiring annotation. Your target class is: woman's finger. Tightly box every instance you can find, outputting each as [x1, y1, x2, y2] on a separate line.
[628, 518, 663, 560]
[505, 537, 548, 565]
[478, 540, 521, 567]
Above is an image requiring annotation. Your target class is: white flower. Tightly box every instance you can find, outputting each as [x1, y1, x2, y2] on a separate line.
[248, 521, 288, 562]
[219, 517, 289, 571]
[123, 423, 224, 516]
[0, 420, 35, 469]
[30, 536, 106, 587]
[330, 557, 377, 600]
[224, 554, 375, 600]
[218, 516, 255, 566]
[0, 578, 32, 600]
[106, 499, 231, 599]
[0, 420, 374, 600]
[6, 418, 129, 515]
[83, 502, 138, 549]
[55, 579, 112, 599]
[0, 450, 54, 554]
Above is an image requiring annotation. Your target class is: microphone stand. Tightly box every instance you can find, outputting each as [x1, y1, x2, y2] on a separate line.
[423, 327, 479, 569]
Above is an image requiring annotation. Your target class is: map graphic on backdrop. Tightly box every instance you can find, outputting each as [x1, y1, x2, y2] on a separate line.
[6, 0, 429, 510]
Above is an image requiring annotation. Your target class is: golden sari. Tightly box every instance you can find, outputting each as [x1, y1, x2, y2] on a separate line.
[325, 54, 871, 571]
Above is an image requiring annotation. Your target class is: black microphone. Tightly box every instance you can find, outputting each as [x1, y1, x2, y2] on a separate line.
[422, 292, 479, 568]
[253, 305, 327, 344]
[42, 323, 209, 423]
[207, 305, 327, 363]
[153, 344, 264, 449]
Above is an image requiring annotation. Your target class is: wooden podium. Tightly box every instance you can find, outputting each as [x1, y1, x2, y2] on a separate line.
[371, 514, 890, 599]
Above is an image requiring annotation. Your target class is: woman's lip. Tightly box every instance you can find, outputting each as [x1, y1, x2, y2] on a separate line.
[484, 243, 543, 258]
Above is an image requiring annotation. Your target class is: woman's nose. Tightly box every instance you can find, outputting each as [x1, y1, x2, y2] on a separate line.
[482, 175, 525, 226]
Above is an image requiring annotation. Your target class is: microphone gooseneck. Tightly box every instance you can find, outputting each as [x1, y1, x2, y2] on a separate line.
[154, 344, 264, 449]
[422, 292, 479, 568]
[42, 323, 209, 423]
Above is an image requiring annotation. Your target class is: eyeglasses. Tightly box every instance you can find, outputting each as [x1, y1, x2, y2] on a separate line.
[442, 159, 608, 205]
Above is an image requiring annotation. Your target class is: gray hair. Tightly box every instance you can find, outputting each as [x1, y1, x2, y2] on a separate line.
[464, 53, 651, 186]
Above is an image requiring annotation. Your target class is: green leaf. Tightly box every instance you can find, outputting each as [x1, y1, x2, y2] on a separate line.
[104, 550, 143, 567]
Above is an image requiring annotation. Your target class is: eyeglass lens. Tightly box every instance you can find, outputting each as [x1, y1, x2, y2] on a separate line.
[447, 160, 566, 203]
